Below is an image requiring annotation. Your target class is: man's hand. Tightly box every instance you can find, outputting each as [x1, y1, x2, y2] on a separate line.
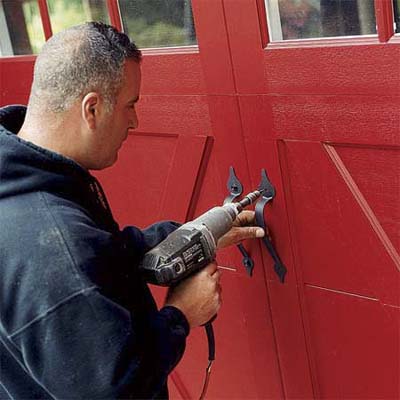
[217, 210, 264, 249]
[165, 262, 221, 328]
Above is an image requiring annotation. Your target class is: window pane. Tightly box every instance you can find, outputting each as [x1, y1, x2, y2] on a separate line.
[394, 0, 400, 34]
[266, 0, 377, 41]
[118, 0, 197, 48]
[47, 0, 109, 35]
[0, 0, 45, 56]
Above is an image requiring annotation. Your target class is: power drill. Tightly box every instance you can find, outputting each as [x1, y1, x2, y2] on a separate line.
[139, 188, 263, 286]
[139, 188, 263, 399]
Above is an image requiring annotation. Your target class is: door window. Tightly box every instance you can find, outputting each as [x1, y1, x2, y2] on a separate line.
[265, 0, 377, 41]
[0, 0, 45, 56]
[118, 0, 197, 48]
[47, 0, 109, 35]
[394, 0, 400, 33]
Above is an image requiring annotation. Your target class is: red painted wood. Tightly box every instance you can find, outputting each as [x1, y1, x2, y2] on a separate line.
[375, 0, 395, 42]
[265, 45, 399, 96]
[246, 139, 316, 397]
[222, 0, 267, 94]
[159, 134, 212, 222]
[94, 132, 178, 228]
[206, 95, 252, 182]
[166, 95, 285, 398]
[266, 44, 399, 96]
[172, 262, 284, 399]
[141, 52, 206, 95]
[191, 0, 236, 94]
[334, 144, 400, 250]
[305, 286, 400, 398]
[2, 0, 399, 398]
[94, 132, 211, 227]
[255, 0, 269, 48]
[106, 0, 122, 32]
[0, 57, 35, 106]
[94, 131, 214, 399]
[38, 0, 52, 40]
[223, 0, 400, 398]
[136, 95, 212, 136]
[281, 140, 400, 306]
[239, 94, 400, 145]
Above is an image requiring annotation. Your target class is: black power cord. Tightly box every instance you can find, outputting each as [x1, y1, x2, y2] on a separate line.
[199, 322, 215, 400]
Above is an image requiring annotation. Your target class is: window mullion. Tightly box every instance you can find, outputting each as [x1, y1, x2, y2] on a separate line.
[38, 0, 53, 40]
[374, 0, 395, 42]
[106, 0, 122, 32]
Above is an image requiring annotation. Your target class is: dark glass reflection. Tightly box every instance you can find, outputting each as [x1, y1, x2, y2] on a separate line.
[118, 0, 197, 48]
[273, 0, 377, 40]
[394, 0, 400, 33]
[0, 0, 45, 55]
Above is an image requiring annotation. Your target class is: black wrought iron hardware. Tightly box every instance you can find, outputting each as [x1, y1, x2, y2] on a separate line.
[255, 169, 287, 283]
[224, 167, 255, 276]
[224, 166, 243, 204]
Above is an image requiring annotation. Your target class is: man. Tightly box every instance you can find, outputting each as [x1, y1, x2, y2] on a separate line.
[0, 22, 264, 399]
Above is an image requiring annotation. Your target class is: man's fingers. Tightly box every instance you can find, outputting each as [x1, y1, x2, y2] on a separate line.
[234, 210, 256, 226]
[204, 262, 218, 275]
[212, 269, 222, 281]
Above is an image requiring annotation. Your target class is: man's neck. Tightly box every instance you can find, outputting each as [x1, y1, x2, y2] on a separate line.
[18, 111, 83, 166]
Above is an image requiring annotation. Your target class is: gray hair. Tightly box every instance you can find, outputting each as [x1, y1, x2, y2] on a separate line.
[29, 22, 141, 113]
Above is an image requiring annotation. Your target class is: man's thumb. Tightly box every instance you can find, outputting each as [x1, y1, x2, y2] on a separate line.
[246, 227, 264, 239]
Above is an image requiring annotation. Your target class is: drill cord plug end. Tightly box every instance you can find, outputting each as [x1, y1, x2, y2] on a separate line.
[199, 360, 213, 400]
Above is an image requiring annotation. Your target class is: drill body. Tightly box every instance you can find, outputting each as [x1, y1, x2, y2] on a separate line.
[139, 190, 262, 286]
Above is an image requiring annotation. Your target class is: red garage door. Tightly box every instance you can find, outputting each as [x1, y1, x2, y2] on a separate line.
[1, 1, 399, 399]
[216, 0, 399, 398]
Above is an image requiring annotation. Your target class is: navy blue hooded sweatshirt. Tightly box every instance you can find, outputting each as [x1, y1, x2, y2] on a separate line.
[0, 105, 189, 399]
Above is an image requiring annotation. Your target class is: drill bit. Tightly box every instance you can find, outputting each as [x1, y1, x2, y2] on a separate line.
[236, 189, 263, 212]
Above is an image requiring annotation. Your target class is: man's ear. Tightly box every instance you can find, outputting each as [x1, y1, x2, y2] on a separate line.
[82, 92, 101, 129]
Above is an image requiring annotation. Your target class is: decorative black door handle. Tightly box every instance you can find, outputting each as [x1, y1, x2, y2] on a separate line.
[224, 166, 255, 276]
[255, 169, 287, 283]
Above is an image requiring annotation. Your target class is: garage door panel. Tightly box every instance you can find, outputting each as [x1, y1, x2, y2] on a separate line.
[141, 53, 206, 95]
[264, 45, 400, 96]
[136, 95, 212, 136]
[334, 145, 400, 252]
[270, 95, 400, 145]
[304, 285, 400, 399]
[268, 280, 316, 398]
[172, 270, 283, 399]
[0, 57, 34, 104]
[283, 140, 400, 306]
[95, 131, 210, 228]
[239, 95, 400, 146]
[94, 132, 176, 227]
[246, 138, 315, 397]
[221, 0, 400, 397]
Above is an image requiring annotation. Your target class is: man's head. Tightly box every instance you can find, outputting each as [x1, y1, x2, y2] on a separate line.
[29, 21, 141, 114]
[22, 22, 142, 170]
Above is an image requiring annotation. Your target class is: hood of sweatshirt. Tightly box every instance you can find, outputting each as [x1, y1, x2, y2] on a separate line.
[0, 105, 117, 231]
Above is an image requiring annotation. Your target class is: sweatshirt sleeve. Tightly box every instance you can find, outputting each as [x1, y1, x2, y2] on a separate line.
[13, 207, 188, 399]
[9, 289, 189, 399]
[120, 221, 181, 256]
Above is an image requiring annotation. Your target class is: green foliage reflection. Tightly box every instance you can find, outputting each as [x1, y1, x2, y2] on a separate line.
[21, 0, 196, 53]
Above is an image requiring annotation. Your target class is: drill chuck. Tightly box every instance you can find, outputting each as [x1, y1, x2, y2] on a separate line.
[236, 190, 263, 212]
